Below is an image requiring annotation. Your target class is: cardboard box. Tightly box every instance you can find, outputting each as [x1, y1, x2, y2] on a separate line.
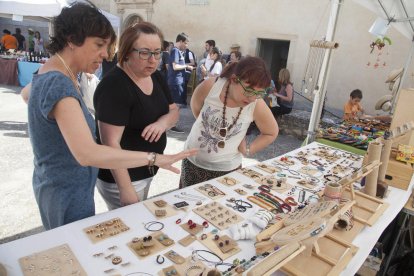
[384, 152, 414, 190]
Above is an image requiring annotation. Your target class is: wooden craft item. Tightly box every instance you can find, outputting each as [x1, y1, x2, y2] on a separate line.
[271, 180, 292, 193]
[237, 168, 263, 180]
[179, 222, 203, 236]
[193, 202, 244, 230]
[153, 199, 167, 207]
[0, 263, 6, 276]
[155, 209, 166, 217]
[143, 199, 178, 218]
[83, 217, 129, 243]
[212, 235, 237, 254]
[271, 217, 327, 246]
[195, 183, 226, 200]
[164, 250, 186, 264]
[178, 234, 196, 247]
[283, 201, 338, 226]
[299, 166, 320, 176]
[162, 265, 181, 276]
[246, 242, 304, 276]
[19, 244, 86, 276]
[216, 176, 240, 186]
[198, 233, 241, 260]
[234, 188, 247, 195]
[157, 257, 207, 276]
[281, 235, 358, 276]
[127, 231, 174, 260]
[364, 141, 383, 196]
[255, 163, 281, 174]
[328, 218, 365, 244]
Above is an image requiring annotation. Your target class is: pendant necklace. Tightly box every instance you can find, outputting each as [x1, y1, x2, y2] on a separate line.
[55, 53, 80, 93]
[218, 81, 243, 148]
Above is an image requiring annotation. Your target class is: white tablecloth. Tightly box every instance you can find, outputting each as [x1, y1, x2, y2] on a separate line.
[0, 142, 412, 275]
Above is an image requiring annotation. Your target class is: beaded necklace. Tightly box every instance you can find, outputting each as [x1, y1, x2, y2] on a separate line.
[55, 53, 80, 93]
[218, 81, 243, 148]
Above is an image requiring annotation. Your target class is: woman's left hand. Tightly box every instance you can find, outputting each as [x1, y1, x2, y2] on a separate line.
[142, 122, 166, 143]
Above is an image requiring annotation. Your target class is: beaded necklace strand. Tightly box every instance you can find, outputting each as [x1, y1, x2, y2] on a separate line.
[55, 53, 80, 93]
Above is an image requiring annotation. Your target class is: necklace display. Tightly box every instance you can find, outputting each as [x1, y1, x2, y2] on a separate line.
[219, 82, 244, 148]
[55, 53, 80, 93]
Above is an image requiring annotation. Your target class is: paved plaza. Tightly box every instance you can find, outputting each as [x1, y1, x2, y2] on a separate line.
[0, 84, 302, 244]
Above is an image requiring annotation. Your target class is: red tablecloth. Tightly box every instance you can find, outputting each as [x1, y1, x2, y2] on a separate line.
[0, 58, 19, 86]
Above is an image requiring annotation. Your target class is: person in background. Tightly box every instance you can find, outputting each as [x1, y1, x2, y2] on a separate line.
[157, 40, 171, 79]
[167, 32, 194, 133]
[203, 39, 215, 59]
[1, 29, 18, 50]
[269, 68, 294, 117]
[94, 22, 181, 210]
[343, 89, 364, 121]
[27, 28, 35, 52]
[200, 46, 222, 80]
[27, 2, 196, 230]
[228, 50, 242, 64]
[13, 28, 25, 51]
[180, 56, 278, 187]
[34, 31, 44, 53]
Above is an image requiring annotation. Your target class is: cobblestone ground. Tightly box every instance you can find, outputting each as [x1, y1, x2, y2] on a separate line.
[0, 85, 302, 244]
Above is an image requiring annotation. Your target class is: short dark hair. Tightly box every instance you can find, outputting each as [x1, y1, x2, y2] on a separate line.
[3, 29, 11, 35]
[118, 22, 163, 67]
[205, 40, 215, 47]
[15, 28, 21, 34]
[221, 56, 271, 88]
[162, 40, 170, 51]
[176, 33, 188, 43]
[47, 2, 116, 55]
[350, 89, 363, 99]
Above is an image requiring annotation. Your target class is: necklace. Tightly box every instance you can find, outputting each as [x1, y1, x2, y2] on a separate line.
[218, 82, 243, 148]
[55, 53, 80, 93]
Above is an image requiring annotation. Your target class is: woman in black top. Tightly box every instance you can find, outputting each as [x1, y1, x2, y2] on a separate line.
[94, 22, 180, 210]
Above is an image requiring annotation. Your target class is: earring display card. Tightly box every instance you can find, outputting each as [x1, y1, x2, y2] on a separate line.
[256, 163, 281, 174]
[83, 217, 130, 243]
[19, 244, 86, 276]
[127, 231, 175, 260]
[143, 198, 178, 219]
[196, 183, 226, 200]
[198, 233, 241, 260]
[237, 168, 263, 180]
[217, 176, 240, 186]
[193, 202, 244, 230]
[164, 250, 186, 264]
[179, 222, 204, 236]
[212, 235, 238, 254]
[178, 234, 197, 247]
[162, 265, 181, 276]
[157, 257, 206, 276]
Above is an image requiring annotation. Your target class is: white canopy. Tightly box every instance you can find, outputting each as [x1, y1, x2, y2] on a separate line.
[0, 0, 120, 28]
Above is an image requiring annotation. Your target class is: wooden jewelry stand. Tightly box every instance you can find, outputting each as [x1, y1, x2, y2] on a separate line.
[193, 202, 244, 230]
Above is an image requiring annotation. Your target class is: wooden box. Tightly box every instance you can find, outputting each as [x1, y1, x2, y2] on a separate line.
[384, 152, 414, 190]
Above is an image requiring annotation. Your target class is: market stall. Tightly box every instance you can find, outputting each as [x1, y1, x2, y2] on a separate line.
[17, 61, 42, 87]
[0, 142, 412, 275]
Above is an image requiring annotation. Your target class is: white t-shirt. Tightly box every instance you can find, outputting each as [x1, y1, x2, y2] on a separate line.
[205, 61, 223, 79]
[184, 78, 256, 171]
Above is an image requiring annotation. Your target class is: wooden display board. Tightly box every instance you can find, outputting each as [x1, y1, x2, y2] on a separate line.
[390, 88, 414, 146]
[83, 217, 129, 243]
[197, 233, 241, 260]
[143, 199, 179, 219]
[157, 257, 208, 276]
[127, 231, 174, 260]
[19, 244, 86, 276]
[193, 202, 244, 230]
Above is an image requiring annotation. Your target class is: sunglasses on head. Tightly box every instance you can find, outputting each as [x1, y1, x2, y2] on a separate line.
[236, 78, 267, 98]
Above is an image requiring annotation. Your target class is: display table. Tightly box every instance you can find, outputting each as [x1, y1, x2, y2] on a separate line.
[316, 138, 367, 156]
[0, 142, 412, 276]
[17, 61, 42, 87]
[0, 58, 19, 86]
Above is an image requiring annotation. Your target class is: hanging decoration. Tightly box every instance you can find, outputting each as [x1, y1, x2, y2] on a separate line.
[367, 36, 392, 69]
[301, 40, 339, 101]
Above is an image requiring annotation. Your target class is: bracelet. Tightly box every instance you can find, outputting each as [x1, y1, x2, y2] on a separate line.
[143, 221, 164, 232]
[147, 152, 157, 175]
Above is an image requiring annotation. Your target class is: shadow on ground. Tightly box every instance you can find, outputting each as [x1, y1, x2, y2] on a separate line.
[0, 121, 29, 138]
[0, 226, 44, 244]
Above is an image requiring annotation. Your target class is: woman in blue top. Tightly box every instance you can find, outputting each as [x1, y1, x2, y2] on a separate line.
[27, 2, 196, 230]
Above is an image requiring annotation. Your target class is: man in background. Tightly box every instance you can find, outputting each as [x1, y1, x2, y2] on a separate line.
[27, 28, 35, 52]
[13, 28, 25, 51]
[1, 29, 18, 50]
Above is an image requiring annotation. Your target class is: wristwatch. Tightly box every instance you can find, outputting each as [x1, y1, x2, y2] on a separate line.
[147, 152, 157, 175]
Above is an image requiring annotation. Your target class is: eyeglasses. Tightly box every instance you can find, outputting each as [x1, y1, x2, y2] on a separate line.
[132, 48, 162, 60]
[237, 78, 267, 98]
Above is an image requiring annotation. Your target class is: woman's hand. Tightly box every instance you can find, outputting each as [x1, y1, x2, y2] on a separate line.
[119, 185, 140, 206]
[155, 148, 198, 174]
[142, 121, 167, 143]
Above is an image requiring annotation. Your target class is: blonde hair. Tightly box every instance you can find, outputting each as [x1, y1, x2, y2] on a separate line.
[278, 68, 291, 85]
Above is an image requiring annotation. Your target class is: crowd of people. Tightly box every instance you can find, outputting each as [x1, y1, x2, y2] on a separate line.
[0, 27, 44, 53]
[18, 2, 304, 231]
